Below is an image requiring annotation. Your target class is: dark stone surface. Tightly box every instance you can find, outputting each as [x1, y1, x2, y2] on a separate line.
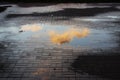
[0, 0, 119, 3]
[0, 6, 12, 13]
[0, 7, 7, 13]
[6, 7, 120, 18]
[17, 3, 58, 7]
[71, 55, 120, 79]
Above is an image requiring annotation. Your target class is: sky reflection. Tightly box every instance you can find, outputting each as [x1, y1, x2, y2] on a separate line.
[20, 24, 42, 32]
[49, 28, 89, 44]
[0, 23, 116, 49]
[19, 23, 90, 45]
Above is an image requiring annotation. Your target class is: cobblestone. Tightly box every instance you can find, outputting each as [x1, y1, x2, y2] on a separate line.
[1, 3, 120, 80]
[0, 40, 111, 80]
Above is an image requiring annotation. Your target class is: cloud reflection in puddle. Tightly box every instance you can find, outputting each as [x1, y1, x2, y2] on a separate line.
[33, 68, 49, 80]
[49, 28, 90, 45]
[19, 23, 89, 45]
[33, 68, 48, 75]
[20, 24, 42, 32]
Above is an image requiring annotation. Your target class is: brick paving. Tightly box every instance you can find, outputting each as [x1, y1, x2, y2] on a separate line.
[0, 40, 110, 80]
[1, 3, 120, 80]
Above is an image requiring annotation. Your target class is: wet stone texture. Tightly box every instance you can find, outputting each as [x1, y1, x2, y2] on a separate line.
[0, 41, 91, 80]
[0, 3, 120, 80]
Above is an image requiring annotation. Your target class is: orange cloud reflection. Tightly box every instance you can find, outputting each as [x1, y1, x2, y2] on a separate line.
[33, 68, 48, 75]
[49, 28, 90, 44]
[20, 24, 42, 32]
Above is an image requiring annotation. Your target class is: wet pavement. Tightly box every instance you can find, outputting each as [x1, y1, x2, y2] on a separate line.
[0, 3, 120, 80]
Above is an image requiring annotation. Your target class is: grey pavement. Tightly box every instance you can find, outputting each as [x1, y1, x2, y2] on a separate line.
[0, 3, 120, 80]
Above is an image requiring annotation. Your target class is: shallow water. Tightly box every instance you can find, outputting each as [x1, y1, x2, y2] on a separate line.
[0, 23, 117, 49]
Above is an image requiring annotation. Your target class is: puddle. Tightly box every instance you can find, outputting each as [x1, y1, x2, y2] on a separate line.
[20, 24, 42, 32]
[0, 23, 117, 49]
[49, 28, 89, 45]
